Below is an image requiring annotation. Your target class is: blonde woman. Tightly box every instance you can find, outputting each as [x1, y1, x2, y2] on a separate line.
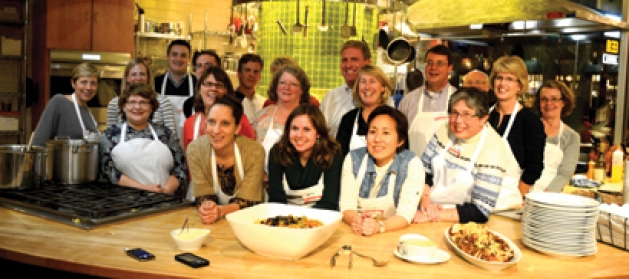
[336, 65, 392, 156]
[106, 58, 178, 137]
[33, 62, 101, 146]
[488, 55, 545, 200]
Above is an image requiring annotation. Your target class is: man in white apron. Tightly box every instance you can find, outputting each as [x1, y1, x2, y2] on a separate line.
[235, 54, 265, 122]
[398, 45, 456, 157]
[154, 40, 197, 139]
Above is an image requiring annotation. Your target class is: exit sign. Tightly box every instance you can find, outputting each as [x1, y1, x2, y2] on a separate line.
[606, 40, 619, 54]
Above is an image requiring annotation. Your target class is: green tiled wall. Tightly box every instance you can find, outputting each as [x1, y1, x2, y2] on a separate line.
[257, 0, 378, 100]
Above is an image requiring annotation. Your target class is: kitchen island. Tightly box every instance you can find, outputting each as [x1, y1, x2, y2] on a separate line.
[0, 206, 627, 279]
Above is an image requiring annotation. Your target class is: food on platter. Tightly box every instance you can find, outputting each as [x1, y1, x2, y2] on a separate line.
[448, 222, 514, 262]
[255, 215, 324, 228]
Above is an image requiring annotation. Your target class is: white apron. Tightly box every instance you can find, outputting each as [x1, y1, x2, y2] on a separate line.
[211, 143, 245, 205]
[282, 173, 324, 208]
[71, 93, 101, 141]
[111, 123, 173, 186]
[161, 72, 194, 138]
[348, 110, 367, 151]
[490, 103, 524, 211]
[430, 126, 487, 206]
[355, 156, 398, 219]
[261, 107, 283, 173]
[531, 122, 564, 193]
[408, 86, 453, 157]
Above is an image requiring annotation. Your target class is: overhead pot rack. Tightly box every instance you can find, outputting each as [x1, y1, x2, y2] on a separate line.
[401, 0, 628, 40]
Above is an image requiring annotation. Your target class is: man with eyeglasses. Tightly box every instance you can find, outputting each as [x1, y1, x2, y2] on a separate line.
[234, 54, 265, 123]
[155, 40, 197, 139]
[399, 44, 457, 157]
[463, 70, 496, 106]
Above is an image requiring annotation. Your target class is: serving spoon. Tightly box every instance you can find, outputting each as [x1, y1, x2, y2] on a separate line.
[353, 250, 389, 267]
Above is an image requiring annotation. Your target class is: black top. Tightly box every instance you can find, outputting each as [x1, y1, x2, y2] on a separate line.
[183, 96, 194, 118]
[154, 73, 197, 96]
[234, 90, 246, 101]
[488, 106, 545, 185]
[267, 149, 344, 211]
[336, 108, 369, 156]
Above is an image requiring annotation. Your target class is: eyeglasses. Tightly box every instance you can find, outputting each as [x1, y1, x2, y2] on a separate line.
[195, 62, 213, 69]
[426, 60, 448, 67]
[279, 80, 300, 88]
[126, 100, 151, 107]
[494, 76, 518, 84]
[201, 81, 226, 90]
[449, 112, 478, 121]
[540, 97, 563, 103]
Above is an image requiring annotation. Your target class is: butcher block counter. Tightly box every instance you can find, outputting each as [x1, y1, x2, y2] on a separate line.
[0, 206, 628, 279]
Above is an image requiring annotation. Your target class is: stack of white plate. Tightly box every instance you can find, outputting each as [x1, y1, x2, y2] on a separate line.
[521, 192, 599, 257]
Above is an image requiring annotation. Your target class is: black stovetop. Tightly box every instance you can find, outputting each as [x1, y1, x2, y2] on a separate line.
[0, 182, 190, 229]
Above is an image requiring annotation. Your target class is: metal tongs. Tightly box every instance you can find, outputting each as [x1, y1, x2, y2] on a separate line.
[179, 216, 189, 235]
[330, 245, 352, 269]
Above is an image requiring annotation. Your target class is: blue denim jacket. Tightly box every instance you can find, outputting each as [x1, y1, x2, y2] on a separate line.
[349, 147, 416, 206]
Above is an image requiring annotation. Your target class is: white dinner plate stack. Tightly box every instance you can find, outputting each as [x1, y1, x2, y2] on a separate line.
[521, 192, 599, 257]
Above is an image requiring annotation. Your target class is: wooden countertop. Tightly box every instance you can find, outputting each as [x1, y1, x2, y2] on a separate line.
[0, 206, 628, 279]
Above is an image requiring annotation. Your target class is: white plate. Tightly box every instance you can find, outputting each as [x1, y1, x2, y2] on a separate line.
[523, 238, 597, 257]
[393, 249, 450, 264]
[525, 192, 600, 208]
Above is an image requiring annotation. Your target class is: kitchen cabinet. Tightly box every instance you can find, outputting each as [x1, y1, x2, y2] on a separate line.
[45, 0, 134, 53]
[0, 0, 28, 143]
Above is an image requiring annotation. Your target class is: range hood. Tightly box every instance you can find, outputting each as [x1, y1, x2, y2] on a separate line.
[404, 0, 628, 39]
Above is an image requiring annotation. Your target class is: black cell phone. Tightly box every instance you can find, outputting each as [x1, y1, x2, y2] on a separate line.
[175, 253, 209, 268]
[125, 248, 155, 261]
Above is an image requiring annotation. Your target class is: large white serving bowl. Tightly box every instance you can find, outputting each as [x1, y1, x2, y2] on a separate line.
[445, 226, 522, 272]
[225, 203, 342, 260]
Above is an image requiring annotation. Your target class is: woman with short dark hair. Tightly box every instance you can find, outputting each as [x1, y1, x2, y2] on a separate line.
[339, 106, 420, 236]
[100, 84, 187, 196]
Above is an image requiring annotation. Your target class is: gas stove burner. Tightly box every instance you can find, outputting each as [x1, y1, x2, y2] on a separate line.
[0, 182, 191, 229]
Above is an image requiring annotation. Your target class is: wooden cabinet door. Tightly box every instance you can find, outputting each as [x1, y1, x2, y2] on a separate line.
[46, 0, 93, 50]
[91, 0, 134, 53]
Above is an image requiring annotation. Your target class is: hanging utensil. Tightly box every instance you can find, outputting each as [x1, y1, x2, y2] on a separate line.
[362, 0, 368, 44]
[303, 5, 309, 38]
[350, 0, 357, 37]
[277, 20, 288, 35]
[340, 0, 351, 38]
[318, 0, 328, 32]
[292, 0, 303, 34]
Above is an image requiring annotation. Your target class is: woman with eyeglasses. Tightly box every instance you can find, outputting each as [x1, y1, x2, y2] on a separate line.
[413, 87, 508, 224]
[531, 80, 579, 193]
[255, 65, 311, 173]
[182, 67, 255, 151]
[100, 85, 187, 196]
[488, 56, 545, 208]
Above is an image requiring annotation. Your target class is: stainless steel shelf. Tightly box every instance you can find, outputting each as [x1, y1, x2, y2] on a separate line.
[0, 130, 21, 136]
[134, 32, 191, 40]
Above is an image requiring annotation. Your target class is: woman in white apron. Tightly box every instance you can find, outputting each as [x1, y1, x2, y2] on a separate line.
[267, 104, 343, 210]
[254, 65, 311, 173]
[336, 65, 393, 156]
[532, 80, 580, 193]
[488, 56, 545, 197]
[100, 85, 186, 195]
[414, 87, 508, 224]
[32, 63, 101, 147]
[187, 96, 265, 224]
[183, 67, 255, 150]
[339, 106, 423, 236]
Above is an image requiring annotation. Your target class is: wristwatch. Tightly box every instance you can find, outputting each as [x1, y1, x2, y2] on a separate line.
[378, 221, 385, 233]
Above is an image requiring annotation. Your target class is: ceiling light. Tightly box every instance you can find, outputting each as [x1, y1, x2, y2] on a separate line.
[469, 24, 483, 30]
[570, 34, 586, 41]
[604, 31, 621, 38]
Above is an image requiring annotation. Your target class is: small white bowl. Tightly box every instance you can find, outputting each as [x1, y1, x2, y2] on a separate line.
[170, 228, 211, 251]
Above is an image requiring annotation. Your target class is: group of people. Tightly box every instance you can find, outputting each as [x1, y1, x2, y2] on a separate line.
[32, 39, 580, 236]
